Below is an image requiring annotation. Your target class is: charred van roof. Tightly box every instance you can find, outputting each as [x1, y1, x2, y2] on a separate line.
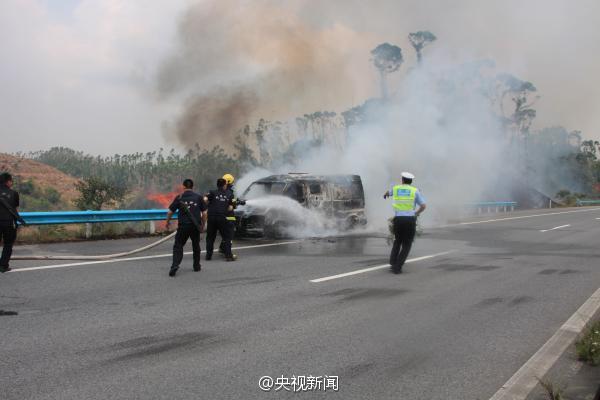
[255, 174, 362, 183]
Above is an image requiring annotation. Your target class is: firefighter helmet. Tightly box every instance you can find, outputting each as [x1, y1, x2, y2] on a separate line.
[223, 174, 235, 185]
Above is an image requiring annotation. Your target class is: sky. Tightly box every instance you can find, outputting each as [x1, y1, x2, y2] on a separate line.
[1, 0, 599, 155]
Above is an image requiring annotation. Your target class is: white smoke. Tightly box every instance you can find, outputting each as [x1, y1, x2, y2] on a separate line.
[238, 56, 506, 233]
[243, 196, 339, 238]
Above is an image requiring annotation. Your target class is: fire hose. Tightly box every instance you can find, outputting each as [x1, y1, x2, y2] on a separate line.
[11, 231, 177, 261]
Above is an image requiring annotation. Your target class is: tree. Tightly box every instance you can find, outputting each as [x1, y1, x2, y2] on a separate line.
[370, 43, 403, 99]
[408, 31, 437, 64]
[496, 73, 538, 133]
[74, 176, 128, 210]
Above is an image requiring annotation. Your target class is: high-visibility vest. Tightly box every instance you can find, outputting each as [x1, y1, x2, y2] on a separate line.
[392, 184, 417, 212]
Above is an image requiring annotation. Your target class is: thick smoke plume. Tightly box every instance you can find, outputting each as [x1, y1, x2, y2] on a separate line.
[157, 0, 594, 234]
[158, 0, 372, 149]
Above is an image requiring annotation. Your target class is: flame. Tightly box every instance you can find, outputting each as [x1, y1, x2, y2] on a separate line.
[147, 191, 180, 231]
[147, 191, 179, 208]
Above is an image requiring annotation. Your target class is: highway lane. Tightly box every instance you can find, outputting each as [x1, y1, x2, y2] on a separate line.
[1, 207, 600, 400]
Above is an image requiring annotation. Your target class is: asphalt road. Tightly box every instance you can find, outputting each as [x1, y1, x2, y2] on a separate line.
[2, 207, 600, 400]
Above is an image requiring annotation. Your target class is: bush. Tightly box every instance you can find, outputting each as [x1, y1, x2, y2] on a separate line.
[575, 320, 600, 366]
[12, 178, 63, 211]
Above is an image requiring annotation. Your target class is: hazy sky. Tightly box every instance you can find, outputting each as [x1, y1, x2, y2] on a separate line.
[1, 0, 599, 155]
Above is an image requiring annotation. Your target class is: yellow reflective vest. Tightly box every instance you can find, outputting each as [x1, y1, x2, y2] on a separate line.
[392, 184, 417, 212]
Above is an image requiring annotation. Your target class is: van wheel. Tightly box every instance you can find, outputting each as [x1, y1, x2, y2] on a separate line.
[265, 222, 289, 239]
[345, 216, 359, 230]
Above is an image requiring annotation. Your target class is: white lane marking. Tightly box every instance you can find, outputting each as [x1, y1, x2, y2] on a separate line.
[9, 241, 301, 273]
[489, 286, 600, 400]
[310, 251, 454, 283]
[459, 208, 599, 226]
[539, 224, 570, 233]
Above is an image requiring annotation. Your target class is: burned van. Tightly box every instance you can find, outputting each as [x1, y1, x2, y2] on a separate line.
[235, 174, 367, 237]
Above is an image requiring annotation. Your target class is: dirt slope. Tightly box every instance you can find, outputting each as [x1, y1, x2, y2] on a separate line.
[0, 153, 79, 204]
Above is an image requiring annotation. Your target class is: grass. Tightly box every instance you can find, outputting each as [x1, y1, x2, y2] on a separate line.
[15, 222, 164, 244]
[575, 320, 600, 366]
[537, 378, 565, 400]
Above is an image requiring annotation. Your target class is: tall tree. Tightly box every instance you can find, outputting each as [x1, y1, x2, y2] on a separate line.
[496, 73, 538, 138]
[370, 43, 403, 99]
[74, 177, 128, 210]
[408, 31, 437, 65]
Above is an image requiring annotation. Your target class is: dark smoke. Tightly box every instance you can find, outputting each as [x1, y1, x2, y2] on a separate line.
[173, 85, 259, 149]
[156, 0, 371, 149]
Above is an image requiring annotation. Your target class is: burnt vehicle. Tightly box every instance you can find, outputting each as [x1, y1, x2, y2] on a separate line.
[235, 174, 367, 237]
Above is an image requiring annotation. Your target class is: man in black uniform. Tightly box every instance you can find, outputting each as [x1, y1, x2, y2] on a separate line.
[0, 173, 20, 273]
[166, 178, 207, 277]
[205, 178, 235, 261]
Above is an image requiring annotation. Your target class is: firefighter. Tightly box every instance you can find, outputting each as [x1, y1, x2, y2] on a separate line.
[166, 178, 207, 277]
[383, 172, 426, 274]
[218, 173, 245, 257]
[205, 178, 235, 261]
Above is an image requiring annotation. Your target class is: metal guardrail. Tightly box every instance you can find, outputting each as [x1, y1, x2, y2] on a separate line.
[19, 209, 178, 238]
[465, 202, 517, 214]
[19, 209, 175, 225]
[576, 200, 600, 206]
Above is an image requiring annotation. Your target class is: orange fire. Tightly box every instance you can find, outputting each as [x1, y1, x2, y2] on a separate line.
[147, 190, 180, 231]
[147, 191, 179, 208]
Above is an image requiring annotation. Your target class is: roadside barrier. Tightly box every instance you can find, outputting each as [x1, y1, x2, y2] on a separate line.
[13, 209, 177, 261]
[576, 199, 600, 206]
[465, 201, 517, 214]
[19, 209, 176, 238]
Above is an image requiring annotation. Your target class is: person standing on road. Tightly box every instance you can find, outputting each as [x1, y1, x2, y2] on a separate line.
[205, 178, 236, 262]
[383, 172, 426, 274]
[166, 178, 207, 277]
[218, 174, 246, 257]
[0, 173, 21, 273]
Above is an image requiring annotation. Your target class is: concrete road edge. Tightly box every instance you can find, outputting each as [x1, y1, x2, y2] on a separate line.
[489, 286, 600, 400]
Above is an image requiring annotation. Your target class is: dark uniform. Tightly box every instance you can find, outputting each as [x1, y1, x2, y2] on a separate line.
[0, 184, 19, 271]
[168, 190, 206, 272]
[218, 186, 242, 254]
[206, 188, 234, 260]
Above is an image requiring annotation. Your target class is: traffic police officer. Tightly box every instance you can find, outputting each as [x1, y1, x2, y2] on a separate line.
[166, 178, 207, 277]
[383, 172, 426, 274]
[0, 173, 21, 273]
[218, 173, 245, 258]
[205, 178, 235, 261]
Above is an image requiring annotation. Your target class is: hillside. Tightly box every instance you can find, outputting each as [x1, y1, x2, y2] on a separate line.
[0, 153, 80, 207]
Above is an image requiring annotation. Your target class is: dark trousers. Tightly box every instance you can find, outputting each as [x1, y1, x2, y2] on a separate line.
[390, 216, 416, 272]
[0, 224, 17, 267]
[206, 216, 232, 257]
[219, 220, 235, 252]
[171, 224, 201, 269]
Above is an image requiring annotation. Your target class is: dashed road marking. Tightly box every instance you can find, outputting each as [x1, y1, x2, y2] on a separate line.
[459, 208, 599, 226]
[310, 251, 454, 283]
[539, 224, 570, 233]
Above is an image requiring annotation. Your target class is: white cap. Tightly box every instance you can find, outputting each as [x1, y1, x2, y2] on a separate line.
[401, 172, 415, 180]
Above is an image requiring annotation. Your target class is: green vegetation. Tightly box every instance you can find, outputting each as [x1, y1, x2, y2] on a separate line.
[74, 176, 128, 211]
[13, 178, 62, 211]
[537, 378, 565, 400]
[370, 43, 403, 99]
[32, 145, 241, 194]
[575, 320, 600, 366]
[16, 222, 159, 244]
[408, 31, 437, 64]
